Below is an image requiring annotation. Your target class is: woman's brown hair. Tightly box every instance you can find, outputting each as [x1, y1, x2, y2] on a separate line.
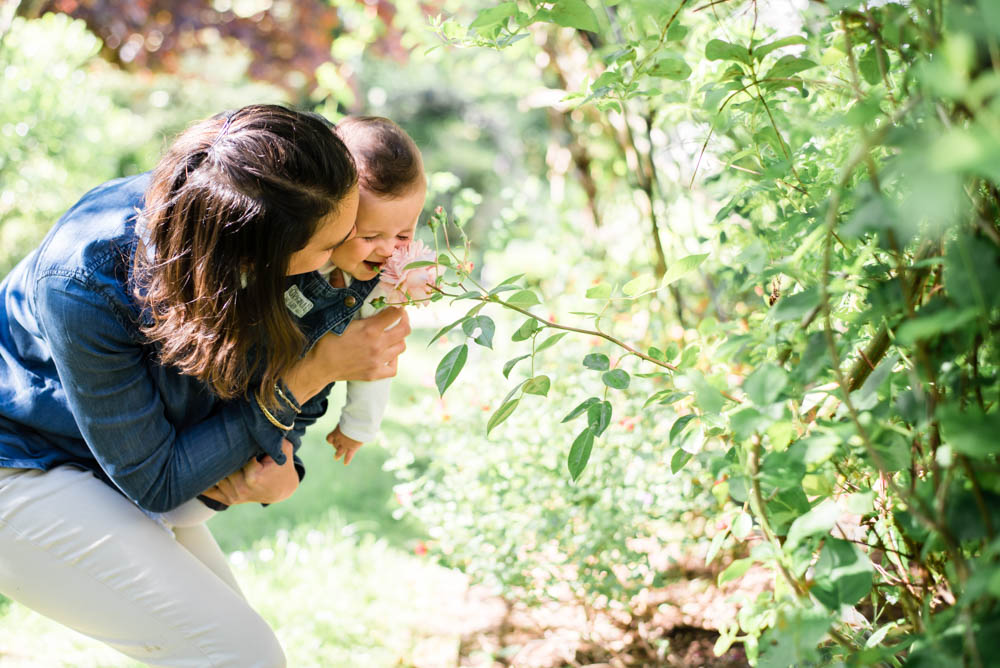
[335, 116, 423, 198]
[135, 104, 357, 406]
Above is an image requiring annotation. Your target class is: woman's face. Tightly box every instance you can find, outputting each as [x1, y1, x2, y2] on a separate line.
[286, 186, 360, 276]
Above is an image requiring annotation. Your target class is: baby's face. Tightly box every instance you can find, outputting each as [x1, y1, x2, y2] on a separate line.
[329, 184, 426, 281]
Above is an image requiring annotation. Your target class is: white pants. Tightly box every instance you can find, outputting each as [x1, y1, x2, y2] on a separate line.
[0, 465, 285, 667]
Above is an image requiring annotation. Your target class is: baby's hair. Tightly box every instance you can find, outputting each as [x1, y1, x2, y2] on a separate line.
[335, 116, 423, 199]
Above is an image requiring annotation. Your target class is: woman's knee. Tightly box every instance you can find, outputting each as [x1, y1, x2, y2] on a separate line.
[162, 610, 285, 668]
[226, 621, 286, 668]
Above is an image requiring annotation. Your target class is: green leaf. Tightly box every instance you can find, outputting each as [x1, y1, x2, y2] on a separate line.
[673, 418, 704, 454]
[811, 539, 874, 610]
[753, 35, 808, 60]
[895, 307, 979, 345]
[706, 39, 751, 65]
[769, 286, 820, 322]
[583, 353, 610, 370]
[669, 414, 696, 444]
[622, 274, 657, 297]
[602, 369, 630, 390]
[670, 448, 693, 474]
[718, 557, 752, 584]
[666, 22, 687, 42]
[858, 45, 883, 86]
[563, 396, 601, 422]
[462, 315, 495, 349]
[548, 0, 600, 33]
[535, 332, 568, 353]
[742, 363, 789, 405]
[661, 253, 709, 287]
[706, 529, 728, 564]
[585, 283, 612, 299]
[764, 55, 817, 80]
[732, 512, 754, 540]
[568, 427, 596, 480]
[511, 317, 541, 341]
[649, 54, 691, 81]
[429, 315, 468, 345]
[491, 273, 525, 292]
[506, 289, 540, 308]
[939, 405, 1000, 459]
[435, 344, 468, 396]
[785, 499, 840, 549]
[765, 488, 810, 535]
[523, 375, 551, 397]
[487, 398, 520, 435]
[586, 400, 612, 436]
[685, 370, 726, 414]
[470, 2, 518, 30]
[502, 354, 531, 379]
[643, 389, 686, 408]
[402, 260, 437, 270]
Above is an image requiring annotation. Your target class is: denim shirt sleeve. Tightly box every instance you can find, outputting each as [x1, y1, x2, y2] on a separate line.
[35, 273, 296, 513]
[285, 382, 334, 451]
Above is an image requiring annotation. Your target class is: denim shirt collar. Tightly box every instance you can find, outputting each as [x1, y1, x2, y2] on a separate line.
[284, 271, 380, 355]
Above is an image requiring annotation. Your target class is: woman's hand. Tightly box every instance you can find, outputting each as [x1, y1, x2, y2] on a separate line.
[200, 439, 299, 506]
[283, 307, 411, 402]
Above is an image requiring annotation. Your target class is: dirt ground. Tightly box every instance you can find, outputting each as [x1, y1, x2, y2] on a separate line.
[414, 553, 771, 668]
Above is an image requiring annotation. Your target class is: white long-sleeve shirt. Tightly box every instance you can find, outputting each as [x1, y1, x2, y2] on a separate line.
[329, 271, 394, 443]
[337, 291, 392, 442]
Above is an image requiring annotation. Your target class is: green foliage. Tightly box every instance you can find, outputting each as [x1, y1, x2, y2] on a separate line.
[393, 0, 1000, 663]
[0, 13, 286, 279]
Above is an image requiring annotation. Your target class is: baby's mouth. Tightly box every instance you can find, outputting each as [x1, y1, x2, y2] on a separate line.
[364, 261, 383, 273]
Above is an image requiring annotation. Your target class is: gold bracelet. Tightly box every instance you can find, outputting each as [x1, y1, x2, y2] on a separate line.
[255, 394, 293, 431]
[274, 383, 301, 413]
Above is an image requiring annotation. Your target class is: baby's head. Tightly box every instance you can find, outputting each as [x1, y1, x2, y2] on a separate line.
[331, 116, 427, 281]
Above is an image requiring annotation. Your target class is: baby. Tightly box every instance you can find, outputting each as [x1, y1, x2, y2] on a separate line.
[323, 116, 428, 465]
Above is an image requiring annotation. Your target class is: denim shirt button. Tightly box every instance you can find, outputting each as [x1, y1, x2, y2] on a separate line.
[344, 295, 357, 308]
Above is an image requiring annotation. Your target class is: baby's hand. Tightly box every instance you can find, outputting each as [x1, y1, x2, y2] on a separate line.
[327, 425, 364, 465]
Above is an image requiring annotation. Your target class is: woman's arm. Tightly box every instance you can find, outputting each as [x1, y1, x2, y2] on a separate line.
[282, 306, 410, 403]
[200, 439, 300, 506]
[36, 274, 302, 513]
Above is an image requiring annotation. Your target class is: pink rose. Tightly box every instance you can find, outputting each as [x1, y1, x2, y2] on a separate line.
[378, 239, 438, 306]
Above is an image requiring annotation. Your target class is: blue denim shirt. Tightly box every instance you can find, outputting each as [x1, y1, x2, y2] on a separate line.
[0, 173, 378, 512]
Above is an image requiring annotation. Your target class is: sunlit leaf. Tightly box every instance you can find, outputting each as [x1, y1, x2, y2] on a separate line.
[506, 289, 541, 308]
[535, 332, 568, 353]
[661, 253, 709, 287]
[602, 369, 630, 389]
[568, 427, 596, 480]
[435, 344, 468, 396]
[487, 397, 520, 435]
[523, 375, 551, 397]
[548, 0, 600, 33]
[462, 315, 495, 349]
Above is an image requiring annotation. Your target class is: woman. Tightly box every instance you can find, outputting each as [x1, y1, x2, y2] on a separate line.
[0, 105, 410, 666]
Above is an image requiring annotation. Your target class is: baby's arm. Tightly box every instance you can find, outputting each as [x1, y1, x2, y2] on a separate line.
[328, 376, 391, 465]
